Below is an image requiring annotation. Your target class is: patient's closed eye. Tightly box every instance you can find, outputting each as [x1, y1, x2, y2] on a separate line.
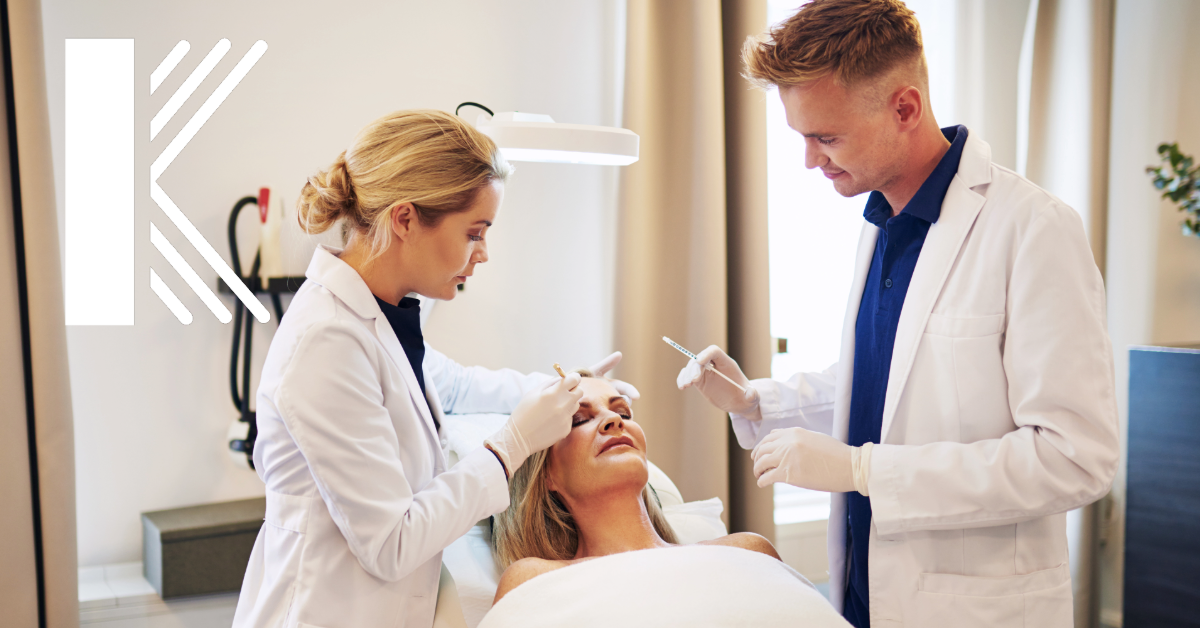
[572, 413, 592, 427]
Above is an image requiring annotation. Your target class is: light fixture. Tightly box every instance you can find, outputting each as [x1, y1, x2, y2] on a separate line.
[462, 105, 639, 166]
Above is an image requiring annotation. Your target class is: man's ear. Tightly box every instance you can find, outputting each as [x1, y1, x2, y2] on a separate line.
[390, 202, 417, 242]
[893, 85, 923, 131]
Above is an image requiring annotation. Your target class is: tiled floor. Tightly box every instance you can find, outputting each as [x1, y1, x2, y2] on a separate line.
[79, 563, 237, 627]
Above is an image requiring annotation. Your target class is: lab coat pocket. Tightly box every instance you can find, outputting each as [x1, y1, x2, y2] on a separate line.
[915, 563, 1070, 627]
[266, 490, 312, 534]
[263, 490, 312, 606]
[925, 313, 1012, 441]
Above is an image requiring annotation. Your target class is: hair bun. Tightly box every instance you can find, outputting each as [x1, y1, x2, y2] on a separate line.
[296, 151, 358, 234]
[296, 109, 511, 254]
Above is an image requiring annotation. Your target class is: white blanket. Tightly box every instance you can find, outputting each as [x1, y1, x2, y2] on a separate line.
[477, 545, 850, 628]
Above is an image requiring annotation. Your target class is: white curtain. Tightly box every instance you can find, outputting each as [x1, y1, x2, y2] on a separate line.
[1102, 2, 1200, 627]
[1017, 0, 1114, 274]
[1016, 1, 1115, 626]
[951, 0, 1031, 170]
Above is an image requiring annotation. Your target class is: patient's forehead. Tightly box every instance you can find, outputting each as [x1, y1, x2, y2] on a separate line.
[577, 377, 624, 405]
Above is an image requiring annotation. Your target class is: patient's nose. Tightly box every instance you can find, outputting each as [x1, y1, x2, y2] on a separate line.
[599, 412, 624, 434]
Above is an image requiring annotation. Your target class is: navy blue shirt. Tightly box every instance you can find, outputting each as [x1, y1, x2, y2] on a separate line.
[843, 126, 967, 628]
[374, 295, 437, 431]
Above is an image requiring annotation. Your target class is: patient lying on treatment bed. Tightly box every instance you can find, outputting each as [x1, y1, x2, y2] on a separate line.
[477, 372, 849, 628]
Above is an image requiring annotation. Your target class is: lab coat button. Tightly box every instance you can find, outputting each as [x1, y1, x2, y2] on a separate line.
[884, 278, 893, 288]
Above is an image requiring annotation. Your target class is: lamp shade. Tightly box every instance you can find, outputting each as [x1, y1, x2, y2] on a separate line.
[476, 112, 639, 166]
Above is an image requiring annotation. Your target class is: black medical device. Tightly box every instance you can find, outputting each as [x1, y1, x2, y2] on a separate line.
[223, 190, 294, 469]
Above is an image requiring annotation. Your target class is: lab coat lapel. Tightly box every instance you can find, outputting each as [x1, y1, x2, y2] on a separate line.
[834, 222, 880, 443]
[304, 246, 444, 455]
[424, 371, 449, 470]
[827, 222, 878, 614]
[372, 317, 445, 460]
[879, 134, 991, 444]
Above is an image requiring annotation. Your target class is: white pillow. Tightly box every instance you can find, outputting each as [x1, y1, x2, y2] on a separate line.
[439, 414, 727, 628]
[662, 498, 727, 544]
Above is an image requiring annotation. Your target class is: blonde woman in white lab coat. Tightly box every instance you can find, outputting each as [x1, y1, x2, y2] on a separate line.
[232, 110, 626, 628]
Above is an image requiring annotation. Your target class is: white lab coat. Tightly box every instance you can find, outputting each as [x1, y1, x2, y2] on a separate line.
[733, 131, 1119, 628]
[232, 245, 547, 628]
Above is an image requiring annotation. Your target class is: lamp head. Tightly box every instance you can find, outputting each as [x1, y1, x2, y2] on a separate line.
[474, 111, 639, 166]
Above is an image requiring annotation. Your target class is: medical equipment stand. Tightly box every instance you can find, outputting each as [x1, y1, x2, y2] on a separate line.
[217, 194, 305, 469]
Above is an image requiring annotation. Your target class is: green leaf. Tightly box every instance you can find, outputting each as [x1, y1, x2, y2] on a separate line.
[1148, 142, 1200, 240]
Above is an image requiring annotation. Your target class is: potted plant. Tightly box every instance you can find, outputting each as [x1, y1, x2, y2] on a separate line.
[1147, 143, 1200, 237]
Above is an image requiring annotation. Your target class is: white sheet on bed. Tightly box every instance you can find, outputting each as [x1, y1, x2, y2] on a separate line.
[477, 544, 850, 628]
[441, 499, 730, 628]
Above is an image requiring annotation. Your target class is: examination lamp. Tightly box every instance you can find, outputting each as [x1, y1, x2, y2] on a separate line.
[458, 102, 639, 166]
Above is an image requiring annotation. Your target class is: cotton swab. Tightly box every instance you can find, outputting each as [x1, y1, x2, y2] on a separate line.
[553, 363, 567, 378]
[661, 336, 748, 393]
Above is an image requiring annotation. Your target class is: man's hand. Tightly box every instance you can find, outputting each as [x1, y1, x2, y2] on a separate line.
[588, 351, 640, 400]
[751, 427, 857, 493]
[676, 345, 759, 415]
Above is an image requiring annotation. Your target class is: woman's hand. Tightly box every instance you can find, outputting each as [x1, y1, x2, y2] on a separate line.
[486, 374, 584, 476]
[588, 351, 640, 400]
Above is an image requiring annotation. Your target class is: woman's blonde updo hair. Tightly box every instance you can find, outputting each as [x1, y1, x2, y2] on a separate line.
[297, 109, 511, 262]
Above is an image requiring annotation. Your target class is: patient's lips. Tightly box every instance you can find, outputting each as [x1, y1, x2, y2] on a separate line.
[598, 435, 636, 456]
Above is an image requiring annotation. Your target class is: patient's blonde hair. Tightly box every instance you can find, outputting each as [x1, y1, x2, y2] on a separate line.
[296, 109, 511, 263]
[492, 370, 678, 571]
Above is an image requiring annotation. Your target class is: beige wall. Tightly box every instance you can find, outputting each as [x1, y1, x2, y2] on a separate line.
[41, 0, 627, 567]
[1102, 1, 1200, 624]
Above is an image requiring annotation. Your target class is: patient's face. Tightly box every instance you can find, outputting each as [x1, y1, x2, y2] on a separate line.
[546, 377, 648, 505]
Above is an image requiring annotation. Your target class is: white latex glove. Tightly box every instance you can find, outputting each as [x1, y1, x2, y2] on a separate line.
[675, 345, 759, 415]
[486, 373, 584, 477]
[752, 427, 865, 493]
[588, 351, 640, 400]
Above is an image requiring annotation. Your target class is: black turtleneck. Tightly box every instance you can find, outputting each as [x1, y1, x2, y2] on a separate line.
[374, 295, 436, 430]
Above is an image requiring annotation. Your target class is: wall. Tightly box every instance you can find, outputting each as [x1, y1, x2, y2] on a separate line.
[41, 0, 626, 567]
[1102, 1, 1200, 624]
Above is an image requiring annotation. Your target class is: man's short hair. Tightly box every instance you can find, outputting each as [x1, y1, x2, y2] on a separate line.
[743, 0, 925, 90]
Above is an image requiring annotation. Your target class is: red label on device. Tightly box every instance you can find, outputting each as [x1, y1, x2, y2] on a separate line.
[258, 187, 271, 223]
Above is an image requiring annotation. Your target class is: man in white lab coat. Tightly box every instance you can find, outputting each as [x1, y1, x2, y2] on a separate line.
[677, 1, 1119, 627]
